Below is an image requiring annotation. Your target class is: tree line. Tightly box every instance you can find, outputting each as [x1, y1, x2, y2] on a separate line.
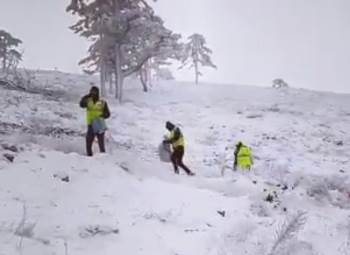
[66, 0, 217, 101]
[1, 0, 218, 102]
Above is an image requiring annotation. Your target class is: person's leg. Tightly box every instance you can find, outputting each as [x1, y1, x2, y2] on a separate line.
[171, 149, 180, 174]
[177, 146, 194, 175]
[86, 125, 95, 156]
[97, 132, 106, 153]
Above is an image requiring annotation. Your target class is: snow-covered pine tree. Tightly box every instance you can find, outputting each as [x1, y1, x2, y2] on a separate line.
[153, 67, 175, 81]
[67, 0, 150, 100]
[148, 57, 172, 84]
[121, 14, 182, 92]
[138, 30, 182, 91]
[0, 30, 22, 73]
[180, 33, 216, 85]
[140, 58, 172, 91]
[67, 0, 179, 101]
[139, 32, 183, 90]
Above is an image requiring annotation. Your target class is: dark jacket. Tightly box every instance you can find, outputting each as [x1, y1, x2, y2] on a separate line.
[233, 143, 242, 169]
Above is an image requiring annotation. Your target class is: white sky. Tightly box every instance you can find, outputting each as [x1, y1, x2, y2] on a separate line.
[0, 0, 349, 93]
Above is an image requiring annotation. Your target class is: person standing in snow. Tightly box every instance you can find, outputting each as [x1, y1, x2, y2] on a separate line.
[163, 121, 195, 176]
[80, 86, 110, 156]
[233, 141, 253, 171]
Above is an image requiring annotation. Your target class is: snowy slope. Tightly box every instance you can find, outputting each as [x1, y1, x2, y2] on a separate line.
[0, 71, 349, 255]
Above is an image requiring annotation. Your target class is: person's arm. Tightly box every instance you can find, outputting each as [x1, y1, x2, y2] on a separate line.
[163, 128, 180, 144]
[164, 128, 181, 144]
[233, 147, 239, 170]
[103, 101, 111, 119]
[170, 128, 181, 142]
[79, 94, 90, 108]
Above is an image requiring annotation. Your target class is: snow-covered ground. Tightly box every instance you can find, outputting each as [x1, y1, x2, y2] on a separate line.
[0, 70, 349, 255]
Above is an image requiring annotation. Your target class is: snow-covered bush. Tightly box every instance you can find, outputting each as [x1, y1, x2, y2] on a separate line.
[325, 175, 348, 191]
[306, 178, 330, 202]
[282, 239, 317, 255]
[79, 225, 119, 238]
[269, 211, 307, 255]
[264, 159, 291, 186]
[154, 67, 175, 81]
[343, 218, 350, 254]
[272, 79, 289, 89]
[305, 175, 350, 208]
[250, 201, 271, 217]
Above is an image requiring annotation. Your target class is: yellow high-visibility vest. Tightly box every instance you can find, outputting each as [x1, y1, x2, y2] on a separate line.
[237, 145, 253, 169]
[169, 128, 185, 148]
[86, 98, 105, 125]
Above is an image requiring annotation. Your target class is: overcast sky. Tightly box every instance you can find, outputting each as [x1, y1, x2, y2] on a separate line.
[0, 0, 349, 93]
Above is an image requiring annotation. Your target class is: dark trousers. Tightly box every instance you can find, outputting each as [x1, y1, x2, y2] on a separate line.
[171, 146, 193, 175]
[86, 125, 105, 156]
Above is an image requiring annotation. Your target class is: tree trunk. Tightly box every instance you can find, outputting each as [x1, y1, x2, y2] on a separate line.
[118, 75, 124, 103]
[2, 48, 7, 72]
[100, 60, 107, 97]
[114, 43, 124, 102]
[99, 31, 107, 97]
[113, 0, 125, 102]
[114, 68, 119, 100]
[194, 60, 199, 85]
[109, 72, 114, 94]
[140, 69, 148, 92]
[145, 58, 152, 88]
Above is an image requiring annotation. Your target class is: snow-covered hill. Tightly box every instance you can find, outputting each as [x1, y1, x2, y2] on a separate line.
[0, 70, 349, 255]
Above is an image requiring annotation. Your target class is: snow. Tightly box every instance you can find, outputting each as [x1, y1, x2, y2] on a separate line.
[0, 70, 349, 255]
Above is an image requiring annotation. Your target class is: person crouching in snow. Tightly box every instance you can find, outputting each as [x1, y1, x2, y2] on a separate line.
[234, 141, 253, 171]
[163, 121, 195, 176]
[80, 86, 110, 156]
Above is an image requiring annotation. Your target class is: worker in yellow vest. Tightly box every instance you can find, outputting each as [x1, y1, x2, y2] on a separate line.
[234, 141, 253, 171]
[80, 86, 110, 156]
[163, 121, 195, 176]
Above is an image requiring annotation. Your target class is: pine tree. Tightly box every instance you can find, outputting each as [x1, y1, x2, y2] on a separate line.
[0, 30, 22, 73]
[138, 30, 182, 91]
[180, 33, 216, 85]
[67, 0, 179, 102]
[154, 66, 175, 81]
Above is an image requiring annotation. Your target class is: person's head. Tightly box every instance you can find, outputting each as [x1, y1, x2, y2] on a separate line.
[236, 141, 243, 148]
[89, 86, 99, 100]
[165, 121, 175, 131]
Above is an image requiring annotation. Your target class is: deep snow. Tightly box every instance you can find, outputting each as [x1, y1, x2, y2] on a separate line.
[0, 70, 349, 255]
